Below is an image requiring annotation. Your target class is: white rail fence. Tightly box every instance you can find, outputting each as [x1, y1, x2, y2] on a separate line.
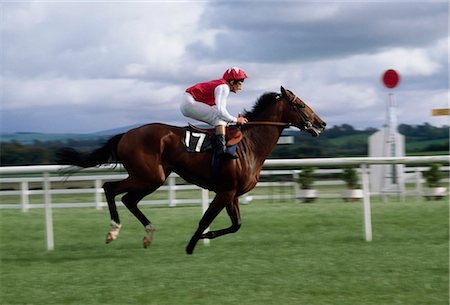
[1, 157, 449, 211]
[1, 156, 449, 250]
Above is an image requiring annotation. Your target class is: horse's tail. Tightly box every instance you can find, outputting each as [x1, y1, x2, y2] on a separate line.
[57, 133, 124, 168]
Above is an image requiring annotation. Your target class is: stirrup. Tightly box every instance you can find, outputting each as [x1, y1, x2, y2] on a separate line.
[223, 145, 239, 159]
[215, 149, 238, 159]
[215, 134, 238, 159]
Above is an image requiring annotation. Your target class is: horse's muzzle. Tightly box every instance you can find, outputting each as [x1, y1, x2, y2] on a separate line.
[304, 121, 326, 137]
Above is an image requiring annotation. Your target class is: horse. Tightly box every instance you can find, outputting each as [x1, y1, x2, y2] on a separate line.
[58, 86, 326, 254]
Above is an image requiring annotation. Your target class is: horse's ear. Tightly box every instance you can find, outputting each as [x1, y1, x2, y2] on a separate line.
[280, 86, 292, 98]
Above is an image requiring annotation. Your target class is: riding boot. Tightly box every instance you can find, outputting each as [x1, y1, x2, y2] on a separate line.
[215, 134, 227, 157]
[215, 134, 238, 159]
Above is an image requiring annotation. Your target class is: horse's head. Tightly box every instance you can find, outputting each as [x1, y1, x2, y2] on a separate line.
[280, 86, 326, 137]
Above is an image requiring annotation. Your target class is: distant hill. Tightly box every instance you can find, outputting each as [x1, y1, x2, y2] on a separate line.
[0, 124, 145, 144]
[92, 123, 144, 136]
[0, 132, 106, 145]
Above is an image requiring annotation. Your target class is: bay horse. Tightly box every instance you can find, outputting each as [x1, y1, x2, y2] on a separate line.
[58, 86, 326, 254]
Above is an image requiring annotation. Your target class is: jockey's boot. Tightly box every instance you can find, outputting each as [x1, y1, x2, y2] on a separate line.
[215, 134, 238, 159]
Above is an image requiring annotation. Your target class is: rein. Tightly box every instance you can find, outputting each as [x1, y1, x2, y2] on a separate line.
[233, 93, 312, 129]
[244, 121, 291, 127]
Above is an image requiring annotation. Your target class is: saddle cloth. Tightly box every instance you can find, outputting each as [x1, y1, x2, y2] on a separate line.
[182, 124, 243, 153]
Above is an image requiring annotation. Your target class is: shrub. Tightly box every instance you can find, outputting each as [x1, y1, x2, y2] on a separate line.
[297, 167, 315, 189]
[341, 166, 360, 189]
[423, 164, 444, 188]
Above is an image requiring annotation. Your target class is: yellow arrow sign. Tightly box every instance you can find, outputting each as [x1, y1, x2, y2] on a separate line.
[432, 108, 450, 116]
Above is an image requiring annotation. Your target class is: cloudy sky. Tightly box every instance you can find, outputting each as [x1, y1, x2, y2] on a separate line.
[1, 1, 449, 134]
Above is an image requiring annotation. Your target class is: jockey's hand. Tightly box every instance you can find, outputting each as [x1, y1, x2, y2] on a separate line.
[236, 114, 248, 125]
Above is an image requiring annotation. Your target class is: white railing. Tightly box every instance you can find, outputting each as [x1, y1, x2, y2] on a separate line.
[1, 156, 449, 210]
[1, 156, 449, 250]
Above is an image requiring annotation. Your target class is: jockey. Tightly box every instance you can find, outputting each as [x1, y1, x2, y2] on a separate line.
[180, 67, 249, 159]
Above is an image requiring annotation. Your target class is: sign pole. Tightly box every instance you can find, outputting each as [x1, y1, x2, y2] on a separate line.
[381, 69, 401, 195]
[44, 172, 54, 251]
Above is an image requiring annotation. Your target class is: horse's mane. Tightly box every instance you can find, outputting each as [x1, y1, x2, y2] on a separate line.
[243, 92, 280, 121]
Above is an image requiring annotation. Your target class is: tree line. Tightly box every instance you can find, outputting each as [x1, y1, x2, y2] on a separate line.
[271, 123, 448, 159]
[0, 123, 448, 166]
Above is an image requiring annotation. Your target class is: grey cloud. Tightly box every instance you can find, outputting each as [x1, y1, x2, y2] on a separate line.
[1, 2, 447, 134]
[3, 2, 179, 80]
[187, 2, 448, 62]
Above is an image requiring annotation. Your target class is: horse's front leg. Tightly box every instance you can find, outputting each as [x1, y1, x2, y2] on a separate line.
[185, 192, 234, 255]
[201, 196, 241, 239]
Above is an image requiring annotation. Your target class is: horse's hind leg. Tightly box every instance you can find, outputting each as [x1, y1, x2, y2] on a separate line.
[103, 180, 128, 243]
[121, 191, 156, 248]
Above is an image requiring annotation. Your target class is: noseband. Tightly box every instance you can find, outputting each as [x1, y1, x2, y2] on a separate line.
[287, 95, 314, 131]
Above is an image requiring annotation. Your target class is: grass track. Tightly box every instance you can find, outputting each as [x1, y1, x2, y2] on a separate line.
[1, 199, 448, 305]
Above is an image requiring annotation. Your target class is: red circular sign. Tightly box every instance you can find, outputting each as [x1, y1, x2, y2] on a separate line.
[382, 69, 400, 89]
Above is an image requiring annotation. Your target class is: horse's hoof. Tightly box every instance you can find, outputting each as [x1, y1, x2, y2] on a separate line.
[185, 242, 196, 255]
[143, 225, 155, 248]
[105, 232, 115, 244]
[143, 236, 152, 248]
[106, 221, 121, 244]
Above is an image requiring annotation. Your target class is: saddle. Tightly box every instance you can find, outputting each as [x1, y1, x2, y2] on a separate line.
[188, 124, 243, 146]
[183, 124, 243, 153]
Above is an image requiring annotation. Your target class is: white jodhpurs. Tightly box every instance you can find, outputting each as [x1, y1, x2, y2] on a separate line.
[180, 93, 227, 126]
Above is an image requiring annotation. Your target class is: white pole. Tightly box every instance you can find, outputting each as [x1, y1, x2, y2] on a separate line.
[20, 181, 29, 212]
[201, 189, 210, 246]
[95, 179, 102, 210]
[168, 176, 176, 207]
[361, 164, 372, 242]
[43, 172, 54, 250]
[415, 169, 422, 202]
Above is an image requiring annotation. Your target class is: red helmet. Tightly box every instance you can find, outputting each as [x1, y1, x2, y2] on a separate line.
[222, 67, 248, 81]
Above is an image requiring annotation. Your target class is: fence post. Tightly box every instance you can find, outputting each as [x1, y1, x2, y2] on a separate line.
[21, 181, 30, 212]
[292, 170, 299, 199]
[201, 189, 210, 246]
[95, 179, 103, 210]
[415, 169, 422, 201]
[168, 176, 176, 207]
[43, 172, 54, 250]
[360, 164, 372, 242]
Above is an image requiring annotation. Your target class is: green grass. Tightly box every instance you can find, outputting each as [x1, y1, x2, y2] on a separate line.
[327, 133, 370, 146]
[1, 199, 448, 305]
